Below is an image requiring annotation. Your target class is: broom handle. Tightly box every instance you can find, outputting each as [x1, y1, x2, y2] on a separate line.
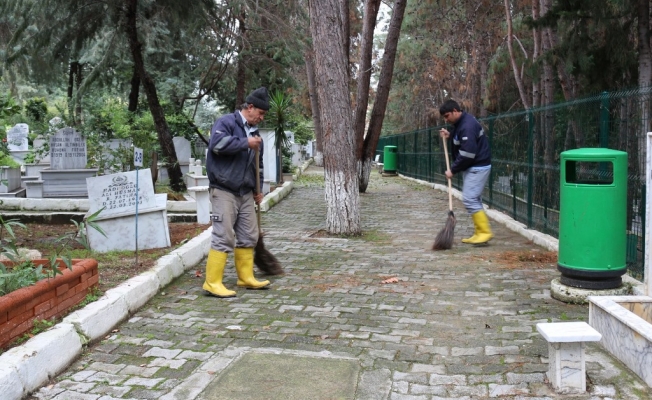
[255, 148, 262, 234]
[442, 138, 453, 212]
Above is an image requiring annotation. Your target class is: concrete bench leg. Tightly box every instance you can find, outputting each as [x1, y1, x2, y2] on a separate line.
[536, 321, 601, 394]
[547, 341, 586, 393]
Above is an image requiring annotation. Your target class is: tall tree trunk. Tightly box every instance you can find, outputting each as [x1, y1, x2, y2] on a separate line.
[504, 0, 530, 109]
[353, 0, 381, 156]
[124, 0, 185, 192]
[638, 0, 652, 180]
[67, 62, 76, 124]
[359, 0, 407, 193]
[305, 48, 324, 167]
[128, 63, 140, 112]
[479, 49, 488, 118]
[235, 9, 247, 109]
[75, 62, 83, 124]
[531, 0, 541, 110]
[341, 0, 350, 80]
[310, 0, 360, 235]
[541, 0, 555, 198]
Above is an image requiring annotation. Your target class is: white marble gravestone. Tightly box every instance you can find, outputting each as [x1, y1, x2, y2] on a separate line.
[85, 168, 170, 252]
[7, 123, 29, 164]
[7, 124, 28, 151]
[173, 137, 191, 174]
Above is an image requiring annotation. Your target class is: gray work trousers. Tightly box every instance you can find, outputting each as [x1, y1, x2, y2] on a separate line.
[209, 188, 259, 252]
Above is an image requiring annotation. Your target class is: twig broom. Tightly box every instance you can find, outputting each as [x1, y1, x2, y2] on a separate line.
[253, 148, 284, 275]
[432, 137, 456, 250]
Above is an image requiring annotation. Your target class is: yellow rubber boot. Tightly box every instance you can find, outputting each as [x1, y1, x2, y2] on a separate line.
[468, 210, 493, 244]
[234, 247, 270, 289]
[461, 224, 479, 244]
[203, 249, 236, 297]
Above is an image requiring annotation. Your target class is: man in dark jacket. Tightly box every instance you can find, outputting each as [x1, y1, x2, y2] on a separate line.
[439, 99, 493, 244]
[203, 87, 271, 297]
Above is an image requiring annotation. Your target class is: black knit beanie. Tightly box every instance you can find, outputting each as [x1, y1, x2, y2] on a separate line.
[245, 87, 270, 111]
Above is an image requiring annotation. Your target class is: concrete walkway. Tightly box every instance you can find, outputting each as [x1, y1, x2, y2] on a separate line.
[15, 165, 652, 399]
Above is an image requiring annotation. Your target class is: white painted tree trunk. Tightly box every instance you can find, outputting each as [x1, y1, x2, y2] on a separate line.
[310, 0, 361, 235]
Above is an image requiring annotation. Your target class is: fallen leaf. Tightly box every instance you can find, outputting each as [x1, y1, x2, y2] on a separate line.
[381, 277, 399, 284]
[195, 270, 203, 277]
[111, 329, 119, 333]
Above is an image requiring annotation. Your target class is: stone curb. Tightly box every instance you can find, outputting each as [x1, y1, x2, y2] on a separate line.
[0, 171, 302, 399]
[402, 174, 644, 294]
[0, 228, 214, 399]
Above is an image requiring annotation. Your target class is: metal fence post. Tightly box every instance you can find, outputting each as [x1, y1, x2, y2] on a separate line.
[600, 91, 610, 148]
[527, 110, 534, 228]
[488, 119, 494, 205]
[428, 128, 432, 182]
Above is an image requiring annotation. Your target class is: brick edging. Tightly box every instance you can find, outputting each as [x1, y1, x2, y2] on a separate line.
[0, 259, 98, 349]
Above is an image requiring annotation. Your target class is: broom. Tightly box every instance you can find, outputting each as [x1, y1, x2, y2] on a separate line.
[432, 136, 456, 250]
[253, 148, 284, 275]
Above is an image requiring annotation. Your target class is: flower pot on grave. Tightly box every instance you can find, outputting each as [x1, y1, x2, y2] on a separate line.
[0, 258, 99, 349]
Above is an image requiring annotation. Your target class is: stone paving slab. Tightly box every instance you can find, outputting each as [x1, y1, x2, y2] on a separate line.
[25, 166, 652, 399]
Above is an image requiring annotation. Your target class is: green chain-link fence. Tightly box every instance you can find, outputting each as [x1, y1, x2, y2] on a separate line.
[378, 87, 652, 280]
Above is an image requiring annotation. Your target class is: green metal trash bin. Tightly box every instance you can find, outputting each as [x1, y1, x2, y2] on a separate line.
[383, 146, 398, 174]
[558, 148, 627, 289]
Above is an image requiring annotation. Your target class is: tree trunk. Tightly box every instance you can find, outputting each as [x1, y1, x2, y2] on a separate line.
[638, 0, 652, 180]
[235, 9, 247, 109]
[75, 62, 83, 124]
[128, 64, 140, 113]
[341, 0, 350, 80]
[541, 0, 555, 197]
[310, 0, 360, 235]
[305, 48, 324, 167]
[124, 0, 185, 192]
[353, 0, 381, 156]
[504, 0, 530, 109]
[67, 62, 76, 124]
[359, 0, 407, 193]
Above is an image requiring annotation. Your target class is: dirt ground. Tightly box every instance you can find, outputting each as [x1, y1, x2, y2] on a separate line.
[10, 222, 210, 293]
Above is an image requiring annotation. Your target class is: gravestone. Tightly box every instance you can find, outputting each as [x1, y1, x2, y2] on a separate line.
[159, 137, 192, 183]
[49, 127, 87, 170]
[173, 136, 191, 174]
[7, 123, 29, 164]
[26, 127, 98, 198]
[86, 168, 170, 252]
[7, 124, 28, 151]
[102, 139, 132, 173]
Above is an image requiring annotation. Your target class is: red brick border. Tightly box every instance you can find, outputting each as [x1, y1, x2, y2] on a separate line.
[0, 259, 98, 349]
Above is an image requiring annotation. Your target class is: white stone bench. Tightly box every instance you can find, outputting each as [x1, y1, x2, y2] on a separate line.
[536, 321, 601, 394]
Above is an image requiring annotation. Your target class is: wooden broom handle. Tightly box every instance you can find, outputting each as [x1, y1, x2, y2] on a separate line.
[442, 138, 453, 212]
[255, 148, 262, 233]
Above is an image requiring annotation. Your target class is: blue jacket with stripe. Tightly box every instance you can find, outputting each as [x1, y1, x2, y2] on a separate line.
[205, 111, 264, 196]
[449, 112, 491, 174]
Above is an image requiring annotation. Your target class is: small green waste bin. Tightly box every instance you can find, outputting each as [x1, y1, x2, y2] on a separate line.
[558, 148, 627, 289]
[383, 146, 398, 175]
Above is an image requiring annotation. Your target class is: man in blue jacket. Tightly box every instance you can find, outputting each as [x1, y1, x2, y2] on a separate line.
[439, 100, 493, 244]
[203, 87, 271, 297]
